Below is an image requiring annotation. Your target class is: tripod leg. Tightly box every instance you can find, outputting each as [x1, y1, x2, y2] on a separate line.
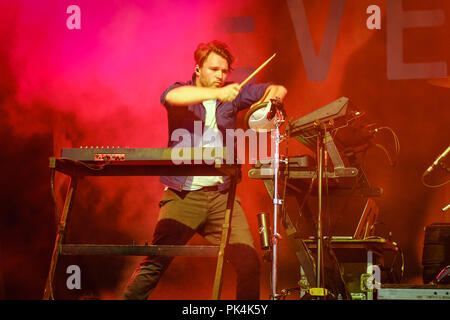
[211, 173, 237, 300]
[43, 176, 77, 300]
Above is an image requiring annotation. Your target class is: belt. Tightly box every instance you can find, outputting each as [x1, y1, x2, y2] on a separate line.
[167, 185, 222, 199]
[192, 185, 220, 192]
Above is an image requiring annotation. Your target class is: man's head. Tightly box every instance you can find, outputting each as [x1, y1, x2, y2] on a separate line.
[194, 41, 234, 88]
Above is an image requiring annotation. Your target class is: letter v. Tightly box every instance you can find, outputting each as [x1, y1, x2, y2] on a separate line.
[287, 0, 347, 81]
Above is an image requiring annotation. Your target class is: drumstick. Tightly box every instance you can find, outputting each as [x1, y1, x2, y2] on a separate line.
[239, 53, 276, 89]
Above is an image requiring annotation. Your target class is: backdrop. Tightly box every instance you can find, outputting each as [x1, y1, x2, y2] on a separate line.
[0, 0, 449, 299]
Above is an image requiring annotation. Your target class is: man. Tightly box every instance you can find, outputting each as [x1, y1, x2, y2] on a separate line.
[124, 41, 287, 300]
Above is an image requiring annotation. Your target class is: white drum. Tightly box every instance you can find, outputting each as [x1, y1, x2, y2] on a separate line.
[244, 100, 285, 132]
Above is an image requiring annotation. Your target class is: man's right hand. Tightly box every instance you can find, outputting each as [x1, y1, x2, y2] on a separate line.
[217, 83, 240, 102]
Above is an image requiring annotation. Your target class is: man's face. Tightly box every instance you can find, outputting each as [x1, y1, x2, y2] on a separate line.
[196, 52, 230, 88]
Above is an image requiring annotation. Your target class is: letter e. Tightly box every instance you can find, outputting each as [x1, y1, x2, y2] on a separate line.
[387, 0, 446, 79]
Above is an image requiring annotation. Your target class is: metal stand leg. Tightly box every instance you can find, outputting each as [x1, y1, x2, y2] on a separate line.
[307, 131, 331, 299]
[43, 176, 77, 300]
[316, 135, 324, 291]
[212, 170, 238, 300]
[271, 126, 282, 300]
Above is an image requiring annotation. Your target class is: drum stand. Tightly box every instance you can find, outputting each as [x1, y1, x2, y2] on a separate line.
[244, 99, 287, 299]
[270, 115, 285, 300]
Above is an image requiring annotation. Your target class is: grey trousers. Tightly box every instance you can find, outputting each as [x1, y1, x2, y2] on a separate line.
[123, 188, 260, 300]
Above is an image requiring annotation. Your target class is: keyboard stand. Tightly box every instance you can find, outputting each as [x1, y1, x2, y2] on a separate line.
[42, 157, 239, 300]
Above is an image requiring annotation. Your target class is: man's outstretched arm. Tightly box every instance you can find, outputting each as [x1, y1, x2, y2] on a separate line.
[165, 83, 241, 106]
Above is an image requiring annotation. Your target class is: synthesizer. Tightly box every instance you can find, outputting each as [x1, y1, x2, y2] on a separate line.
[60, 147, 228, 163]
[52, 147, 235, 177]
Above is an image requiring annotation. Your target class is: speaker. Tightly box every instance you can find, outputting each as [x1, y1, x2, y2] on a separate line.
[422, 223, 450, 284]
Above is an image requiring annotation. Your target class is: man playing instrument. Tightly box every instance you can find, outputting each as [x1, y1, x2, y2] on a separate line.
[124, 40, 287, 300]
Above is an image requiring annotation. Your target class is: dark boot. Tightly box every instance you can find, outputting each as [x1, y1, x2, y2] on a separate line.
[226, 243, 260, 300]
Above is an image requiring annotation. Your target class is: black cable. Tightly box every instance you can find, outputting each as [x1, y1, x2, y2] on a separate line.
[60, 158, 107, 171]
[421, 161, 450, 188]
[371, 126, 401, 167]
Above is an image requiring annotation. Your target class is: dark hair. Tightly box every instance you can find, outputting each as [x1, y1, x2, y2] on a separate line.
[194, 40, 234, 70]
